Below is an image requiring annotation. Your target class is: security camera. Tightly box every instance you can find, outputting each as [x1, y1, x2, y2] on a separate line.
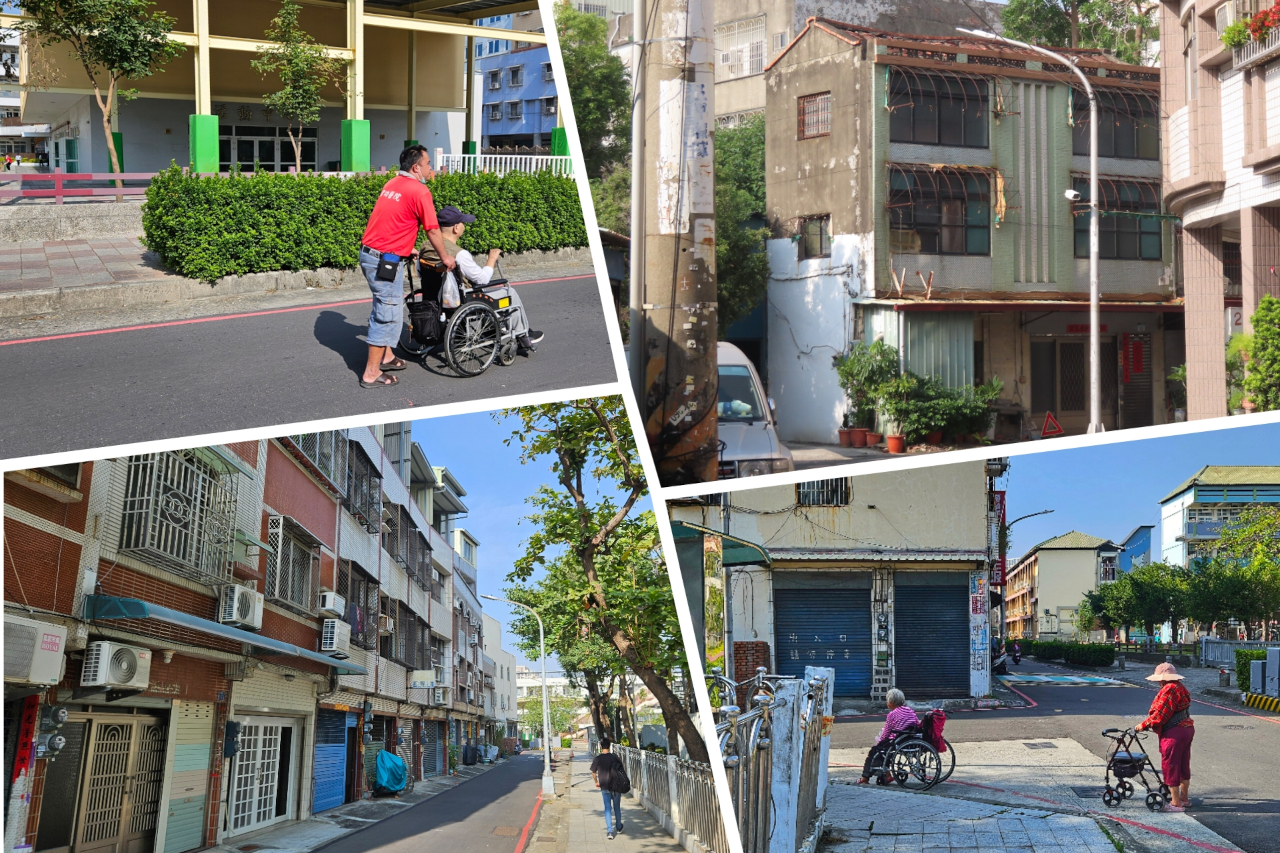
[1064, 189, 1082, 202]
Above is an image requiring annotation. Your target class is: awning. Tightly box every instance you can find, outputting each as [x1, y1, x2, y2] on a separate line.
[767, 547, 987, 562]
[83, 595, 367, 675]
[670, 520, 771, 567]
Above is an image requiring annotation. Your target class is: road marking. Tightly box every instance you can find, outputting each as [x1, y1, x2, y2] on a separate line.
[0, 273, 592, 347]
[515, 790, 544, 853]
[1000, 675, 1126, 686]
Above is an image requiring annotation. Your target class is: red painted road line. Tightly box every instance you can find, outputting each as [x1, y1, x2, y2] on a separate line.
[0, 273, 591, 348]
[514, 790, 544, 853]
[1000, 680, 1041, 709]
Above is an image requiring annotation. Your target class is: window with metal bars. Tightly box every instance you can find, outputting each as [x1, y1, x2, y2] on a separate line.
[715, 16, 766, 81]
[889, 70, 988, 148]
[888, 168, 990, 255]
[796, 478, 851, 506]
[264, 516, 320, 613]
[1072, 90, 1159, 160]
[345, 440, 381, 532]
[407, 529, 431, 590]
[383, 503, 408, 565]
[338, 559, 379, 650]
[380, 595, 395, 659]
[1071, 180, 1162, 261]
[281, 431, 348, 493]
[798, 92, 831, 139]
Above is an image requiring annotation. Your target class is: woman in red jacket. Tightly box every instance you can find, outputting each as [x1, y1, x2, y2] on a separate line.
[1134, 662, 1194, 812]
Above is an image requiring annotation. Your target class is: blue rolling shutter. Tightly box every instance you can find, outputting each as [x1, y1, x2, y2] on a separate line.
[774, 588, 871, 697]
[894, 584, 970, 698]
[312, 710, 348, 813]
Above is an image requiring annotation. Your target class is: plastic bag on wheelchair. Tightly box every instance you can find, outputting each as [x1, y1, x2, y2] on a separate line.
[441, 270, 461, 310]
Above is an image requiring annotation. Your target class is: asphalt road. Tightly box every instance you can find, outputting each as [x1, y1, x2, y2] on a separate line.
[317, 754, 545, 853]
[0, 275, 617, 461]
[829, 663, 1280, 853]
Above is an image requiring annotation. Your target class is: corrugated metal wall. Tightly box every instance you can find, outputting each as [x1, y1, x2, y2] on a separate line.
[894, 584, 970, 698]
[312, 710, 351, 813]
[904, 312, 974, 389]
[163, 701, 214, 853]
[232, 670, 315, 713]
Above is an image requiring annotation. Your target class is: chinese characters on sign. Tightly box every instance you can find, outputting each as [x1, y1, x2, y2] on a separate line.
[989, 490, 1007, 586]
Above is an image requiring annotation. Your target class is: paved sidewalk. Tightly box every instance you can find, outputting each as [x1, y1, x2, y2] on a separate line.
[0, 237, 170, 294]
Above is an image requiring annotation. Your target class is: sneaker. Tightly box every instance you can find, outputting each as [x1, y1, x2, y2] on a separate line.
[607, 832, 616, 840]
[1163, 804, 1186, 813]
[517, 335, 538, 354]
[618, 823, 624, 833]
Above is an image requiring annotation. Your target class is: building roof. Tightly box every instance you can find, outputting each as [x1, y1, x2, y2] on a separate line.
[1014, 531, 1113, 567]
[1159, 466, 1280, 504]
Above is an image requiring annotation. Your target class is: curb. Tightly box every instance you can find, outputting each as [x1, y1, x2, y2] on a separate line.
[1243, 691, 1280, 712]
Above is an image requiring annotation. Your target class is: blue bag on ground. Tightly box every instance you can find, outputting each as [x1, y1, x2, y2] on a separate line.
[375, 749, 407, 794]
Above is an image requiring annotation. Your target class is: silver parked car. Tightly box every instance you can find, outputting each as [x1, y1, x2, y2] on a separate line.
[717, 342, 794, 478]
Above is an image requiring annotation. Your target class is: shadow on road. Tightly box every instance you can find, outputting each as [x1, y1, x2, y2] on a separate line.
[313, 309, 370, 378]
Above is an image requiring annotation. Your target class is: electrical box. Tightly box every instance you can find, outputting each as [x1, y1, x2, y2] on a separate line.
[1251, 659, 1267, 696]
[1267, 648, 1280, 699]
[224, 721, 242, 757]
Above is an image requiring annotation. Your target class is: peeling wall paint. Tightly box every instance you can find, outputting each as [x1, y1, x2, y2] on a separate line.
[657, 78, 714, 235]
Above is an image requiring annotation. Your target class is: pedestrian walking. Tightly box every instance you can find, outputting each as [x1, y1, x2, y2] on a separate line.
[590, 739, 626, 840]
[1134, 662, 1194, 812]
[357, 144, 455, 389]
[855, 688, 919, 784]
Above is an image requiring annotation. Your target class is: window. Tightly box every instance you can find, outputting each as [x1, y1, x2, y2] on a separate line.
[1183, 20, 1197, 104]
[771, 30, 789, 53]
[889, 70, 988, 148]
[489, 70, 502, 90]
[543, 62, 554, 81]
[39, 463, 81, 486]
[508, 65, 524, 86]
[338, 559, 379, 651]
[798, 92, 831, 139]
[489, 103, 502, 121]
[1098, 554, 1118, 583]
[345, 440, 381, 532]
[799, 215, 831, 259]
[462, 540, 476, 564]
[889, 168, 990, 255]
[507, 101, 523, 119]
[1071, 180, 1161, 261]
[543, 97, 558, 116]
[715, 16, 766, 81]
[1072, 91, 1159, 160]
[797, 478, 851, 506]
[265, 516, 321, 612]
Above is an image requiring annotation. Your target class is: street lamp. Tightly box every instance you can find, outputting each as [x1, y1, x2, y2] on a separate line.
[481, 594, 555, 797]
[957, 28, 1104, 434]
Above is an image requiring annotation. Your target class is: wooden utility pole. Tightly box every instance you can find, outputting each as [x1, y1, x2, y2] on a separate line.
[632, 0, 718, 485]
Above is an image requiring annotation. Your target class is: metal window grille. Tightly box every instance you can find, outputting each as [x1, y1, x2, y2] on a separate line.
[715, 16, 766, 81]
[280, 431, 349, 495]
[488, 71, 501, 90]
[509, 66, 523, 86]
[543, 98, 557, 116]
[384, 503, 408, 565]
[1070, 177, 1162, 261]
[264, 516, 321, 613]
[488, 104, 502, 121]
[798, 92, 831, 139]
[339, 559, 379, 650]
[345, 440, 382, 533]
[543, 63, 554, 81]
[887, 165, 991, 256]
[796, 478, 851, 506]
[507, 101, 523, 119]
[119, 450, 237, 584]
[888, 69, 989, 149]
[1071, 89, 1159, 160]
[407, 528, 431, 591]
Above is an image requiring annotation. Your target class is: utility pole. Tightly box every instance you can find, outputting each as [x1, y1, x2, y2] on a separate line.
[633, 0, 719, 485]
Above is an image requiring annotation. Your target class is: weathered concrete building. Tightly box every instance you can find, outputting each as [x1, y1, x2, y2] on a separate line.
[762, 20, 1184, 444]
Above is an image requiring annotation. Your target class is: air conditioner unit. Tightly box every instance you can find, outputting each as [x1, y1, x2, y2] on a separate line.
[489, 79, 501, 90]
[220, 585, 264, 630]
[379, 614, 395, 636]
[432, 569, 441, 584]
[409, 669, 435, 689]
[81, 641, 151, 691]
[318, 591, 346, 618]
[321, 619, 351, 654]
[433, 687, 447, 705]
[4, 615, 68, 686]
[545, 102, 557, 115]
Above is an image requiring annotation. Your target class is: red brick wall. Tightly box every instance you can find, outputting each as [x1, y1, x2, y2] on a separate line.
[5, 461, 94, 531]
[733, 641, 772, 709]
[263, 442, 337, 549]
[227, 440, 259, 467]
[4, 518, 84, 614]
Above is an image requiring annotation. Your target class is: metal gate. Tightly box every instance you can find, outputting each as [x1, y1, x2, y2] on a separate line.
[1119, 333, 1153, 429]
[229, 717, 297, 834]
[774, 588, 871, 696]
[363, 717, 389, 788]
[894, 584, 970, 698]
[312, 710, 349, 813]
[73, 715, 168, 853]
[421, 720, 441, 777]
[397, 722, 416, 782]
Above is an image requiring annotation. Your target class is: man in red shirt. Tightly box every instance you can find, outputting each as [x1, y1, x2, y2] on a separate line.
[358, 144, 456, 388]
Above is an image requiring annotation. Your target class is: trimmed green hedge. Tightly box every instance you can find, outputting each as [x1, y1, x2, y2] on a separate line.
[142, 164, 588, 281]
[1023, 641, 1114, 667]
[1237, 649, 1268, 692]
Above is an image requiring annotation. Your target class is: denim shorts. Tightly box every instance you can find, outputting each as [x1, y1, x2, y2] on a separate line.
[360, 247, 404, 348]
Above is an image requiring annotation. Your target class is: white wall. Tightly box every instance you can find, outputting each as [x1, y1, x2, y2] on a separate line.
[1160, 490, 1192, 565]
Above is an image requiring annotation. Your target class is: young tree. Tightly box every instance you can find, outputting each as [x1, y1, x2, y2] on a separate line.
[1244, 296, 1280, 411]
[250, 0, 346, 174]
[715, 114, 769, 331]
[502, 398, 710, 763]
[1125, 563, 1187, 641]
[555, 1, 630, 177]
[14, 0, 185, 177]
[1001, 0, 1160, 65]
[591, 163, 631, 235]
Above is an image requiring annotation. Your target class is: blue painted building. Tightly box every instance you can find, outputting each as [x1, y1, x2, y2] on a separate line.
[1118, 525, 1154, 574]
[1158, 466, 1280, 568]
[476, 13, 558, 150]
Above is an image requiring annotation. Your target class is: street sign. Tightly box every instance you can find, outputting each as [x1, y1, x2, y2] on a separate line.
[1041, 412, 1064, 438]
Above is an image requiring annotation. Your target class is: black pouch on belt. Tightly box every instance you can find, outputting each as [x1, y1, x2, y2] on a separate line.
[375, 252, 401, 282]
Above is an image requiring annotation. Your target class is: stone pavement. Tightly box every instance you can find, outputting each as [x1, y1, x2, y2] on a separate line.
[829, 739, 1242, 853]
[0, 237, 170, 295]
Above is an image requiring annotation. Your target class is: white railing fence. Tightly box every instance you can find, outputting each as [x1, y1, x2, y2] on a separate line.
[436, 153, 574, 178]
[615, 745, 728, 853]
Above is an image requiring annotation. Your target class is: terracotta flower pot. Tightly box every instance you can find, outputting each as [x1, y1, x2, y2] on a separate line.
[851, 428, 869, 448]
[838, 428, 854, 447]
[865, 432, 883, 446]
[926, 430, 943, 445]
[886, 434, 907, 454]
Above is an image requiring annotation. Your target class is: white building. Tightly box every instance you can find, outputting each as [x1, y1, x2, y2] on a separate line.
[483, 613, 519, 739]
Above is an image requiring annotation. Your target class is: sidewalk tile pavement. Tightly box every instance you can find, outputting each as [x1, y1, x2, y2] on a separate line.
[0, 237, 170, 294]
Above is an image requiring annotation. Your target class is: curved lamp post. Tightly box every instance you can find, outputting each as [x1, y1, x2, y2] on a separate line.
[481, 594, 555, 796]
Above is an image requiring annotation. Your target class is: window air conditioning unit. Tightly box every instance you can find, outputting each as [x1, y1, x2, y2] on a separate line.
[545, 101, 557, 115]
[432, 569, 441, 584]
[318, 591, 346, 618]
[220, 584, 264, 630]
[81, 641, 151, 691]
[409, 669, 435, 689]
[433, 687, 447, 705]
[489, 77, 501, 90]
[321, 618, 351, 654]
[379, 614, 395, 636]
[4, 615, 68, 686]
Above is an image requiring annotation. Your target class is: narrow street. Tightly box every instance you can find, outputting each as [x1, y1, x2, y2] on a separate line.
[828, 661, 1280, 853]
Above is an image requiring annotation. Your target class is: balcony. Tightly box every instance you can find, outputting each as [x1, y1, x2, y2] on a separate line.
[1184, 520, 1226, 539]
[281, 431, 348, 496]
[1235, 22, 1280, 68]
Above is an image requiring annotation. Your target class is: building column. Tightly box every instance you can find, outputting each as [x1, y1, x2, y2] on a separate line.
[464, 37, 476, 155]
[405, 31, 417, 148]
[1240, 205, 1280, 333]
[342, 0, 370, 172]
[1183, 224, 1227, 420]
[188, 0, 217, 172]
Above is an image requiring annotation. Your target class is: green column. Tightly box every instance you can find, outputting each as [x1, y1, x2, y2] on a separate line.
[404, 139, 418, 149]
[341, 119, 371, 172]
[188, 114, 219, 173]
[463, 140, 477, 155]
[550, 127, 569, 157]
[108, 132, 124, 172]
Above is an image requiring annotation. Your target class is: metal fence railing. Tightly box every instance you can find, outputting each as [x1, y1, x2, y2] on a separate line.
[794, 677, 829, 851]
[717, 702, 773, 853]
[1201, 637, 1274, 668]
[615, 745, 727, 853]
[675, 756, 729, 853]
[437, 153, 574, 178]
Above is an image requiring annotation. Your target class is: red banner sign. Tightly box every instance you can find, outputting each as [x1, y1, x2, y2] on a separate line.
[990, 490, 1007, 586]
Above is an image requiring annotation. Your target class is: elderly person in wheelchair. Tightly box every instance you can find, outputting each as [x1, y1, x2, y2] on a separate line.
[417, 205, 543, 357]
[856, 688, 920, 785]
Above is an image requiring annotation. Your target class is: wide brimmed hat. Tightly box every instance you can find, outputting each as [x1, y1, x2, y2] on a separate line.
[1145, 662, 1185, 682]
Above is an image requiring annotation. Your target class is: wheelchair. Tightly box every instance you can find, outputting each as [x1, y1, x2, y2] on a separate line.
[865, 726, 944, 791]
[408, 257, 521, 377]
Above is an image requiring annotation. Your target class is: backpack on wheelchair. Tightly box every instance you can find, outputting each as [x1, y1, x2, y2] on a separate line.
[407, 257, 521, 377]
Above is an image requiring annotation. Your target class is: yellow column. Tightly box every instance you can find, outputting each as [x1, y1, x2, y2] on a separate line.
[406, 30, 417, 146]
[343, 0, 369, 170]
[188, 0, 216, 171]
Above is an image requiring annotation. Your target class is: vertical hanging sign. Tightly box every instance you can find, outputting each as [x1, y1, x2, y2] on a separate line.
[989, 490, 1007, 586]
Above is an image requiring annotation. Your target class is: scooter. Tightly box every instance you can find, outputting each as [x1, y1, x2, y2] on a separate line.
[1011, 641, 1022, 665]
[992, 639, 1009, 676]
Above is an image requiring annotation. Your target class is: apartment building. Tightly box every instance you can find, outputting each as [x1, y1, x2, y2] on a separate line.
[761, 20, 1182, 444]
[476, 10, 559, 151]
[1004, 532, 1120, 639]
[483, 613, 518, 740]
[1, 424, 495, 853]
[1158, 465, 1280, 566]
[1159, 0, 1280, 420]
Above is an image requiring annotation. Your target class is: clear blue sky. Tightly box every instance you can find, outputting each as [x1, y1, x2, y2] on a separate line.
[1001, 422, 1280, 561]
[410, 409, 654, 673]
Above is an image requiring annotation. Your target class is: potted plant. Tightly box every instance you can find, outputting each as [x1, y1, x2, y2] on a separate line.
[836, 341, 900, 445]
[1167, 364, 1188, 421]
[839, 411, 855, 447]
[877, 373, 921, 453]
[1251, 5, 1280, 41]
[1222, 18, 1251, 48]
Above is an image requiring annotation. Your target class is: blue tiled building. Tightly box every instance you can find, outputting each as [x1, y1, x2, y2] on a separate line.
[476, 14, 558, 150]
[1118, 525, 1154, 574]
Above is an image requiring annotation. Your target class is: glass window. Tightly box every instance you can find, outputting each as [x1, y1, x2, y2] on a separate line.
[889, 70, 988, 148]
[717, 365, 765, 421]
[888, 169, 990, 256]
[798, 92, 831, 139]
[1072, 180, 1162, 261]
[715, 16, 766, 81]
[799, 215, 831, 259]
[1072, 91, 1160, 160]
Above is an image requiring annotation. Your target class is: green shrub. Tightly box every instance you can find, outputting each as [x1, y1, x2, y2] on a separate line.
[876, 372, 1002, 442]
[142, 164, 588, 281]
[1026, 640, 1066, 660]
[1221, 19, 1251, 47]
[560, 736, 573, 748]
[1062, 644, 1116, 667]
[1237, 648, 1268, 692]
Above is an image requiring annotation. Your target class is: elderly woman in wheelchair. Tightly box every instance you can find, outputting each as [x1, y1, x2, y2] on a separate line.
[854, 688, 945, 790]
[412, 205, 544, 376]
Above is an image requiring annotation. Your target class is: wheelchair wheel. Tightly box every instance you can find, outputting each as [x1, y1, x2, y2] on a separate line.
[890, 741, 942, 790]
[1146, 792, 1165, 811]
[1118, 780, 1134, 799]
[936, 738, 956, 783]
[1102, 787, 1123, 808]
[497, 339, 517, 366]
[445, 302, 500, 377]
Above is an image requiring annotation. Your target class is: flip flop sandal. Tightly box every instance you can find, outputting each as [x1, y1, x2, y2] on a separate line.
[359, 374, 399, 389]
[379, 357, 407, 371]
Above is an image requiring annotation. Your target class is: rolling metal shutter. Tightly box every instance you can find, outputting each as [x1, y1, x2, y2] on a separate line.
[363, 717, 389, 787]
[164, 701, 213, 853]
[894, 584, 970, 698]
[774, 589, 871, 697]
[312, 710, 348, 813]
[422, 721, 441, 778]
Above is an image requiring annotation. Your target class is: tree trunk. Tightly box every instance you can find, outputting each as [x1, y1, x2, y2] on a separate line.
[91, 78, 123, 201]
[1069, 0, 1080, 48]
[618, 678, 638, 746]
[584, 672, 611, 741]
[665, 717, 680, 759]
[288, 124, 302, 173]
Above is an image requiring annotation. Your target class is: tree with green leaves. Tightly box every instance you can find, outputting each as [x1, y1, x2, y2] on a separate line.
[1001, 0, 1159, 66]
[1121, 563, 1187, 640]
[251, 0, 347, 174]
[501, 397, 709, 763]
[554, 1, 630, 178]
[715, 114, 769, 333]
[14, 0, 185, 177]
[1244, 296, 1280, 411]
[591, 163, 631, 235]
[518, 694, 584, 739]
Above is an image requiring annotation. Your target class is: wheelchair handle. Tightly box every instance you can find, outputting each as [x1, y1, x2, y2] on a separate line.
[1101, 728, 1123, 735]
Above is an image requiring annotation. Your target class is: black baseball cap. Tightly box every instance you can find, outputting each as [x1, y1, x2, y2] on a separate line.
[438, 205, 476, 226]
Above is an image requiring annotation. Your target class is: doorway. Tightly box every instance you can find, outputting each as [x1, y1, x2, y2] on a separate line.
[1029, 336, 1118, 433]
[217, 126, 318, 173]
[227, 716, 300, 835]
